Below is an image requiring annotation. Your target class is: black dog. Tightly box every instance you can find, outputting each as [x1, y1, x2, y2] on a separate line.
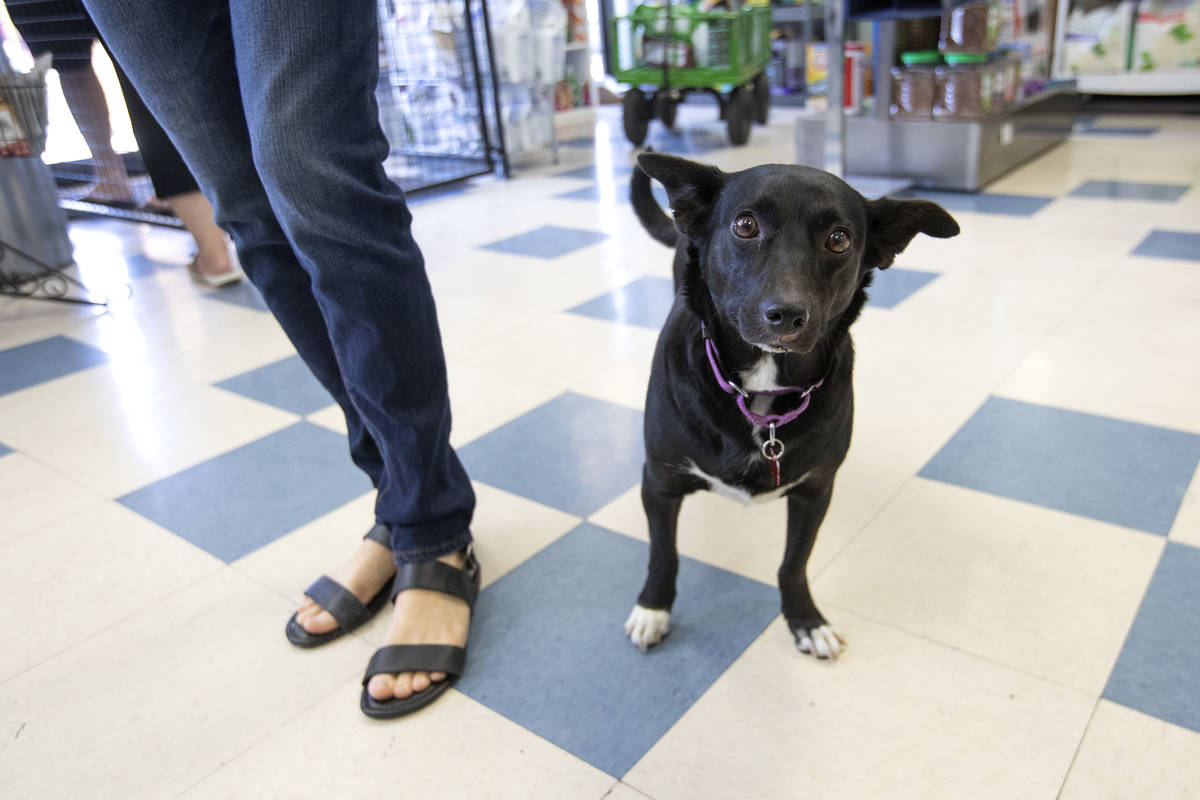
[626, 152, 959, 658]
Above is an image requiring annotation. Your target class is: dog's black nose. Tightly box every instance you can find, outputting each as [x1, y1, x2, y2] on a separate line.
[762, 302, 808, 331]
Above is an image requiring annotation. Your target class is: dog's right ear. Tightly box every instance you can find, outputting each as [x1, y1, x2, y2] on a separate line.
[637, 152, 726, 239]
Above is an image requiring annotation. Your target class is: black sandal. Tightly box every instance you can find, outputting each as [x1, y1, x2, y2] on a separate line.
[284, 524, 395, 648]
[360, 547, 481, 719]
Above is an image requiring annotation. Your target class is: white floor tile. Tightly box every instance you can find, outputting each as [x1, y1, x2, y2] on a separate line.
[0, 453, 107, 545]
[10, 386, 299, 497]
[177, 683, 614, 800]
[1060, 700, 1200, 800]
[0, 568, 373, 800]
[998, 336, 1200, 434]
[0, 503, 222, 680]
[624, 614, 1094, 800]
[458, 313, 660, 391]
[815, 479, 1165, 693]
[605, 782, 655, 800]
[445, 362, 565, 447]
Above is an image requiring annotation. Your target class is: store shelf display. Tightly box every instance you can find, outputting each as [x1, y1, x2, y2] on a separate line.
[1053, 0, 1200, 93]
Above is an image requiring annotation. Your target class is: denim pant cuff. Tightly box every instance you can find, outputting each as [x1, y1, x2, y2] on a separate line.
[384, 522, 474, 564]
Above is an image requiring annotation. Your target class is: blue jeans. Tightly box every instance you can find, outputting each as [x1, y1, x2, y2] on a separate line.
[83, 0, 475, 561]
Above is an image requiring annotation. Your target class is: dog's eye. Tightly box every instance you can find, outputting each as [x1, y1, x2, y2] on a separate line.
[826, 229, 851, 253]
[732, 215, 759, 239]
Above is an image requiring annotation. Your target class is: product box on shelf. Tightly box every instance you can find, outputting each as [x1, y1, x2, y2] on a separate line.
[1058, 0, 1135, 74]
[1133, 0, 1200, 71]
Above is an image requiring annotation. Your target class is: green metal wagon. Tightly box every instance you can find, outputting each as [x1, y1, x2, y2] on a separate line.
[608, 2, 773, 146]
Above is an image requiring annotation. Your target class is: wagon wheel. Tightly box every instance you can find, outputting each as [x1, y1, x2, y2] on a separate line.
[752, 71, 771, 125]
[623, 88, 652, 146]
[655, 92, 679, 129]
[726, 86, 754, 146]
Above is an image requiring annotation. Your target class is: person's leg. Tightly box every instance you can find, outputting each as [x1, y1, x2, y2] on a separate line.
[82, 0, 393, 592]
[103, 46, 238, 280]
[167, 190, 241, 280]
[7, 1, 136, 201]
[56, 63, 137, 202]
[228, 0, 476, 699]
[86, 0, 477, 698]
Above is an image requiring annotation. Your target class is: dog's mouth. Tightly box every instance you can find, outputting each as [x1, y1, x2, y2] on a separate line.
[750, 331, 816, 355]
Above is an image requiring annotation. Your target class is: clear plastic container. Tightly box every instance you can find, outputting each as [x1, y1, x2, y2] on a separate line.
[939, 0, 1000, 53]
[991, 49, 1022, 110]
[933, 52, 994, 120]
[888, 50, 940, 119]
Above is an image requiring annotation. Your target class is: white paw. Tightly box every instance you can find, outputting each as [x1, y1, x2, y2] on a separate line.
[624, 605, 671, 652]
[795, 624, 844, 660]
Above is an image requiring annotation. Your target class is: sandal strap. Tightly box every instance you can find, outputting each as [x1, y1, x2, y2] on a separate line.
[362, 644, 467, 684]
[391, 549, 480, 608]
[363, 523, 390, 548]
[303, 575, 370, 632]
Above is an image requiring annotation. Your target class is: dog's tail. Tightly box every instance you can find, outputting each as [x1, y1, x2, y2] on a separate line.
[631, 153, 678, 248]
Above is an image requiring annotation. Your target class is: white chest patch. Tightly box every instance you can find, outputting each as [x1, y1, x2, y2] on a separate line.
[738, 356, 781, 418]
[683, 459, 810, 505]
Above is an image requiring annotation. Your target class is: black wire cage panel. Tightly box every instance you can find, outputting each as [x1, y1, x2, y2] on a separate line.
[3, 0, 506, 226]
[377, 0, 508, 192]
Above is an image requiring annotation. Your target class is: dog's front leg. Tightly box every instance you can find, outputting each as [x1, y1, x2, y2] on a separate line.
[625, 463, 684, 651]
[781, 482, 843, 659]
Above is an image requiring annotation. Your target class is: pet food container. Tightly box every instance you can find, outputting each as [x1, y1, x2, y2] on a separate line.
[933, 52, 993, 120]
[939, 0, 1000, 53]
[889, 50, 939, 119]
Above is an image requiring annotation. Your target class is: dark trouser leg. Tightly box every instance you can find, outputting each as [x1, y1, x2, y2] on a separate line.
[83, 0, 474, 557]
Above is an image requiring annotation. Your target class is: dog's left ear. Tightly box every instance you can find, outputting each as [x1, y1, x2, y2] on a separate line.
[863, 197, 960, 270]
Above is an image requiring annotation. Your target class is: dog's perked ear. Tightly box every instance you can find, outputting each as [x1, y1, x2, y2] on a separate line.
[636, 152, 726, 239]
[863, 196, 960, 270]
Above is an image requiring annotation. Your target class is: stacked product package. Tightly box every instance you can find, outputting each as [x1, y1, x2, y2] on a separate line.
[889, 0, 1046, 121]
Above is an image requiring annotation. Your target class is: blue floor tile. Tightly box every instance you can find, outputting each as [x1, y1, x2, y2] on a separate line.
[1131, 230, 1200, 261]
[568, 276, 676, 329]
[0, 336, 110, 396]
[204, 280, 270, 311]
[896, 188, 1055, 217]
[457, 522, 780, 777]
[406, 182, 475, 205]
[0, 441, 11, 457]
[1069, 180, 1190, 202]
[1104, 542, 1200, 734]
[1076, 125, 1159, 138]
[645, 129, 727, 156]
[554, 183, 671, 208]
[557, 136, 605, 148]
[553, 164, 634, 180]
[118, 422, 371, 562]
[919, 397, 1200, 535]
[457, 392, 643, 516]
[480, 225, 610, 260]
[215, 355, 333, 416]
[122, 254, 181, 279]
[867, 268, 940, 309]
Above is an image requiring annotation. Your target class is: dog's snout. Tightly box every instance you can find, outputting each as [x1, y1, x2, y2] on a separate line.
[761, 301, 808, 331]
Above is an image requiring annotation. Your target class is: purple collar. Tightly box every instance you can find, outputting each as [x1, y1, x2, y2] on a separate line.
[701, 320, 826, 486]
[700, 321, 824, 429]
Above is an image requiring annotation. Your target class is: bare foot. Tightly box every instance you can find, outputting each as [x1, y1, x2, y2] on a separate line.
[294, 537, 396, 635]
[366, 550, 471, 700]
